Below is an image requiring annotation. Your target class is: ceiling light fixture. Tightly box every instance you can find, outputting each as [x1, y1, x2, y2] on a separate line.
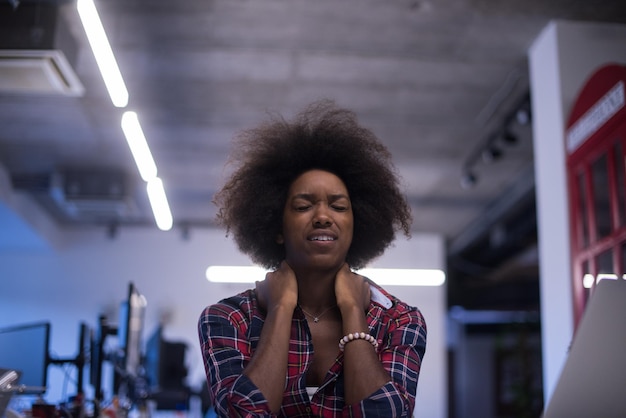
[205, 266, 445, 286]
[501, 130, 518, 145]
[515, 108, 531, 126]
[460, 91, 531, 188]
[76, 0, 129, 107]
[357, 268, 446, 286]
[121, 111, 173, 230]
[78, 0, 173, 231]
[205, 266, 268, 283]
[460, 171, 477, 189]
[481, 146, 502, 164]
[146, 177, 173, 231]
[121, 111, 158, 181]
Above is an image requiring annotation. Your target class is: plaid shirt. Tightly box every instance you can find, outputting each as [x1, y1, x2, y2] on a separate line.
[198, 281, 427, 417]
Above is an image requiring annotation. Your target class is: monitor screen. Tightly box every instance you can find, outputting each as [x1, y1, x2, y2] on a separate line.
[0, 321, 50, 393]
[144, 325, 164, 390]
[118, 282, 147, 377]
[144, 326, 187, 392]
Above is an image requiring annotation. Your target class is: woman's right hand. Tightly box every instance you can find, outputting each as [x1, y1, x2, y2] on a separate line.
[255, 260, 298, 313]
[247, 261, 299, 413]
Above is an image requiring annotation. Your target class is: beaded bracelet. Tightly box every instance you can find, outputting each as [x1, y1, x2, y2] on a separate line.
[338, 331, 379, 351]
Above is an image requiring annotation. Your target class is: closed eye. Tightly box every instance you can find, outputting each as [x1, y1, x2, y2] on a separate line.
[330, 196, 350, 212]
[291, 197, 312, 211]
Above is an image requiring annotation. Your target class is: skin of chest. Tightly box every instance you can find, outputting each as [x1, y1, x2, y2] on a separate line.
[306, 314, 344, 386]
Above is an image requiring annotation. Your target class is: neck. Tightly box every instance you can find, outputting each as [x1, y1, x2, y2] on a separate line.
[295, 270, 337, 311]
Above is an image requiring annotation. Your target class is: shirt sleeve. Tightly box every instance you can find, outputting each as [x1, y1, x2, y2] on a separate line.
[344, 306, 427, 417]
[198, 301, 276, 418]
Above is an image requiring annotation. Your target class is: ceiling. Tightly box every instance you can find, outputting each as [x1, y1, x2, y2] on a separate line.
[1, 0, 626, 310]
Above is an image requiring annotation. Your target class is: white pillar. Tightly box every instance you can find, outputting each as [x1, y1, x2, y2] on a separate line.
[529, 19, 626, 402]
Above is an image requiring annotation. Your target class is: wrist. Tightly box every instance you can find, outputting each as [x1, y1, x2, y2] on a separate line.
[339, 331, 379, 351]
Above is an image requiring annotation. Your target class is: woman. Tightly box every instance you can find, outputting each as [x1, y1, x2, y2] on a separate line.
[198, 100, 427, 417]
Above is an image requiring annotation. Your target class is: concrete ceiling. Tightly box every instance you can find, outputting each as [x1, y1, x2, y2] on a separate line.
[1, 0, 626, 308]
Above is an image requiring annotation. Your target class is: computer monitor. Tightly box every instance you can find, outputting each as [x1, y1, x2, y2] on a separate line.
[118, 282, 147, 378]
[144, 326, 189, 410]
[0, 321, 50, 394]
[91, 283, 148, 404]
[144, 326, 187, 391]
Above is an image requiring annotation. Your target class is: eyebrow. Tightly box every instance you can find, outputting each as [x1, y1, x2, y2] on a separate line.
[291, 193, 350, 201]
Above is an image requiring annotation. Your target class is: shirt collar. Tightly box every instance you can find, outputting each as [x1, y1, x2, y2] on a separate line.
[369, 281, 393, 309]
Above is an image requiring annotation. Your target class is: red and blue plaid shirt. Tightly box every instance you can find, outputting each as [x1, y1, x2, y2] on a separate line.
[198, 281, 427, 417]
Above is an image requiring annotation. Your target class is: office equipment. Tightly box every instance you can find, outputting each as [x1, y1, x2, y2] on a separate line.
[91, 282, 148, 409]
[0, 369, 21, 418]
[89, 315, 109, 403]
[0, 322, 50, 394]
[144, 326, 187, 392]
[144, 326, 189, 410]
[46, 322, 90, 397]
[542, 279, 626, 418]
[117, 282, 147, 379]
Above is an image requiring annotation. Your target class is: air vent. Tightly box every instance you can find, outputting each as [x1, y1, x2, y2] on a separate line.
[0, 1, 83, 96]
[0, 49, 84, 96]
[48, 170, 138, 221]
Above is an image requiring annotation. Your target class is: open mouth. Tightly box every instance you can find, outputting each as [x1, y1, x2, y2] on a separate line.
[308, 235, 336, 241]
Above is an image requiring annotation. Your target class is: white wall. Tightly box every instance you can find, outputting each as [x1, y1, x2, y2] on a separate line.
[0, 195, 447, 418]
[529, 20, 626, 401]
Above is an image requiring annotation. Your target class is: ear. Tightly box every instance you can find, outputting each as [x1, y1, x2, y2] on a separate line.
[276, 233, 284, 244]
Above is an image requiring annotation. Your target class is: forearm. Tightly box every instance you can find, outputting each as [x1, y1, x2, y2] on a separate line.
[340, 306, 391, 405]
[242, 304, 294, 412]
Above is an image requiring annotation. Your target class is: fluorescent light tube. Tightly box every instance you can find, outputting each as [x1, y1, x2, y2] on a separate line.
[77, 0, 129, 107]
[146, 177, 173, 231]
[357, 268, 446, 286]
[205, 266, 445, 286]
[121, 111, 158, 181]
[206, 266, 268, 283]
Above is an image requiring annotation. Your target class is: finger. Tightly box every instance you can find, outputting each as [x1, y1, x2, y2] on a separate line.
[364, 281, 371, 311]
[255, 279, 267, 311]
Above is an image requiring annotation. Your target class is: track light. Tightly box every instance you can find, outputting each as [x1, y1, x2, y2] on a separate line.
[481, 146, 502, 163]
[515, 108, 531, 126]
[460, 172, 477, 189]
[460, 91, 530, 189]
[502, 130, 518, 145]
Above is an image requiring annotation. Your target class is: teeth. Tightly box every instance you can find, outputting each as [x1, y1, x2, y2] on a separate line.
[311, 236, 334, 241]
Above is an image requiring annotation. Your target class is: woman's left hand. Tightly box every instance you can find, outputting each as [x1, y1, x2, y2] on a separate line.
[334, 263, 371, 313]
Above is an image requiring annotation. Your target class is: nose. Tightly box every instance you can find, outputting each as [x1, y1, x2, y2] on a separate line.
[313, 204, 332, 227]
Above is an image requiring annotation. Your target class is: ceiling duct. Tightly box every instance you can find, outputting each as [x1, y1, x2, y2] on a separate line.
[48, 170, 139, 221]
[0, 1, 84, 96]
